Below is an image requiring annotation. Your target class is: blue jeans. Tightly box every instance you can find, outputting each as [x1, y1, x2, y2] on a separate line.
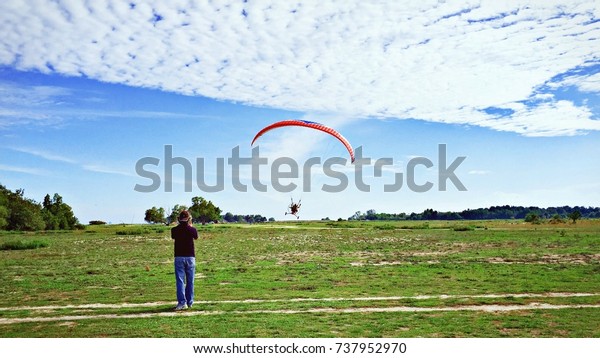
[174, 256, 196, 307]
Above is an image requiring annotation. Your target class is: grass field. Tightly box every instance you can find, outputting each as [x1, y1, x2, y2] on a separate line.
[1, 219, 599, 337]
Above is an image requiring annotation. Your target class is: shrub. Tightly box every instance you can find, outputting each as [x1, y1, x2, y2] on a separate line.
[115, 229, 143, 235]
[453, 226, 475, 231]
[524, 212, 542, 224]
[549, 214, 565, 224]
[0, 240, 48, 250]
[374, 224, 396, 230]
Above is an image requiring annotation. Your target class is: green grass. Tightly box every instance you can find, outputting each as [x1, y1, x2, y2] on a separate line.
[0, 220, 599, 337]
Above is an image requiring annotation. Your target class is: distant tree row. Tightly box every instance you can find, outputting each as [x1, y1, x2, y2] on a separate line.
[144, 197, 276, 225]
[0, 184, 82, 231]
[145, 196, 222, 225]
[348, 205, 600, 221]
[525, 211, 583, 224]
[222, 212, 273, 224]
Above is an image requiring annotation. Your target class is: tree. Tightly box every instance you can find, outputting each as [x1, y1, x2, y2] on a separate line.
[41, 193, 80, 230]
[144, 206, 166, 224]
[0, 186, 9, 230]
[365, 209, 378, 220]
[223, 212, 235, 223]
[167, 204, 188, 224]
[189, 196, 221, 224]
[253, 214, 267, 223]
[0, 184, 81, 231]
[568, 210, 582, 224]
[349, 211, 362, 220]
[5, 188, 45, 231]
[422, 208, 439, 220]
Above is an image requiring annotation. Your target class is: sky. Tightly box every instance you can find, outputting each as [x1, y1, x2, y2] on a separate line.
[0, 0, 599, 224]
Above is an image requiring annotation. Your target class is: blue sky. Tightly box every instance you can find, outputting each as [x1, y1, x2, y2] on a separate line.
[0, 1, 599, 223]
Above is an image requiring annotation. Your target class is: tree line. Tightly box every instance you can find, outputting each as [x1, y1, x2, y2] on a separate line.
[145, 196, 223, 225]
[145, 197, 273, 225]
[222, 212, 273, 224]
[348, 205, 600, 221]
[0, 184, 82, 231]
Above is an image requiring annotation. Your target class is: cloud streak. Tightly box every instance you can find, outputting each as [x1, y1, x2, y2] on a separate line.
[0, 164, 47, 176]
[0, 80, 218, 128]
[2, 146, 133, 178]
[0, 0, 598, 136]
[7, 146, 78, 164]
[81, 164, 135, 177]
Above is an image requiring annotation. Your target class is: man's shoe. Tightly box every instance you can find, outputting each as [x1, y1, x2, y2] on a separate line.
[174, 304, 187, 311]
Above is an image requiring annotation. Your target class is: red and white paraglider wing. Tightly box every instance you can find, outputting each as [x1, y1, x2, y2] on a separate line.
[251, 120, 355, 163]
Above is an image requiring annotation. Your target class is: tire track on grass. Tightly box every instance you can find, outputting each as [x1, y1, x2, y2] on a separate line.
[1, 292, 599, 325]
[1, 303, 600, 325]
[0, 292, 597, 312]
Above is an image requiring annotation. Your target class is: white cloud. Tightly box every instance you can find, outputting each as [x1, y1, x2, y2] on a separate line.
[2, 145, 135, 178]
[0, 82, 74, 127]
[0, 82, 72, 106]
[6, 146, 77, 164]
[82, 164, 134, 177]
[0, 80, 218, 128]
[552, 72, 600, 93]
[481, 100, 598, 136]
[0, 164, 47, 176]
[0, 0, 598, 136]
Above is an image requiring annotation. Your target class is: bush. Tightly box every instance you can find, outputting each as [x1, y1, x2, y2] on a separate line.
[0, 240, 48, 250]
[549, 214, 565, 224]
[116, 229, 143, 235]
[375, 224, 396, 230]
[524, 212, 542, 224]
[453, 226, 475, 231]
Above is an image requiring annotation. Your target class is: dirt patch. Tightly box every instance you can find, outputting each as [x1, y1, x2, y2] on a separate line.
[361, 237, 416, 243]
[351, 260, 442, 266]
[485, 253, 600, 265]
[348, 250, 456, 266]
[57, 321, 78, 328]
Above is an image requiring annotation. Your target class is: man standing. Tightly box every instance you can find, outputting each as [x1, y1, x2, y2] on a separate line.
[171, 210, 198, 310]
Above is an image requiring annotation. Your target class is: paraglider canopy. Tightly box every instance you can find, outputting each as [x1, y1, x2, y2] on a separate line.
[251, 119, 355, 163]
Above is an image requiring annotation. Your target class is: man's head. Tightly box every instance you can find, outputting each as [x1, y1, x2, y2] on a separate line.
[178, 210, 192, 224]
